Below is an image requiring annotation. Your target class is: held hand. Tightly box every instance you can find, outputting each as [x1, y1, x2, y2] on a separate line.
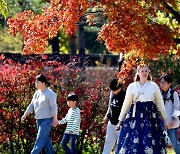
[68, 131, 73, 134]
[53, 119, 59, 127]
[115, 121, 122, 131]
[21, 115, 26, 123]
[163, 120, 168, 131]
[168, 120, 175, 129]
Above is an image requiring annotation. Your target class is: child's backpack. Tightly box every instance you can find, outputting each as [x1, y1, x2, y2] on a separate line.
[170, 89, 175, 103]
[169, 89, 180, 104]
[169, 89, 180, 119]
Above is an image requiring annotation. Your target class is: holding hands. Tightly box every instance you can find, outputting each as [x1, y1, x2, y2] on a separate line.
[52, 114, 59, 127]
[167, 120, 175, 129]
[115, 121, 122, 131]
[53, 119, 59, 127]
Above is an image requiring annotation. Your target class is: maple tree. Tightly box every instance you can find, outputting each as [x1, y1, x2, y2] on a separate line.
[7, 0, 180, 82]
[96, 0, 179, 82]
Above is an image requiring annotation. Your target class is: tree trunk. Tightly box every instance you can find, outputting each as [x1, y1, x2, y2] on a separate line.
[118, 53, 124, 72]
[69, 34, 77, 58]
[78, 17, 85, 66]
[174, 38, 180, 44]
[51, 32, 60, 55]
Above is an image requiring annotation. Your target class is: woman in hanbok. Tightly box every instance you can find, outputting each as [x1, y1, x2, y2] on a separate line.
[115, 64, 167, 154]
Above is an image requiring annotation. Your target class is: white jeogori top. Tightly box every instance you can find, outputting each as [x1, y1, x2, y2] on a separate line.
[118, 81, 166, 122]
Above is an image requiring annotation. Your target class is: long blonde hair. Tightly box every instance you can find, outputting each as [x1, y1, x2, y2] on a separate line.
[134, 64, 152, 81]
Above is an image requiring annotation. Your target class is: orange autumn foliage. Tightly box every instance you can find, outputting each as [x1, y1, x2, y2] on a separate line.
[97, 0, 179, 81]
[7, 0, 179, 82]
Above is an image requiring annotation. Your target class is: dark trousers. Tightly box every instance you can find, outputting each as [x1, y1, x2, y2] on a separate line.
[61, 133, 78, 154]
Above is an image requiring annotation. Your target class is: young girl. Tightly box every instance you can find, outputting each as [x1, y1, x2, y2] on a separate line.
[116, 64, 167, 154]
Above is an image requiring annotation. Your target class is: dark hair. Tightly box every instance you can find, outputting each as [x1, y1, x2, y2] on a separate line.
[36, 74, 50, 87]
[160, 75, 172, 84]
[109, 79, 122, 91]
[134, 64, 152, 81]
[67, 93, 78, 101]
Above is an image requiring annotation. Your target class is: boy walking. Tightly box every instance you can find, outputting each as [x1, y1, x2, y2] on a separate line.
[59, 93, 81, 154]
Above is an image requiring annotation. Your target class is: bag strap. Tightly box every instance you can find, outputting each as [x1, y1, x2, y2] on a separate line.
[170, 89, 174, 103]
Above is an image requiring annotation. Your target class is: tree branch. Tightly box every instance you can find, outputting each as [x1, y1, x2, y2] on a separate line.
[173, 38, 180, 44]
[163, 1, 180, 22]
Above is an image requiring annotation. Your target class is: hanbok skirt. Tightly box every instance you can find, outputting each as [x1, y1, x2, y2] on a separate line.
[116, 101, 166, 154]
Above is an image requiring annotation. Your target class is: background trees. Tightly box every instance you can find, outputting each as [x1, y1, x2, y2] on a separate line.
[0, 0, 8, 17]
[0, 1, 179, 153]
[6, 0, 180, 82]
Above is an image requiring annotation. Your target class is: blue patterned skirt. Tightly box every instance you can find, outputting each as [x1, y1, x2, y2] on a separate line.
[116, 101, 166, 154]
